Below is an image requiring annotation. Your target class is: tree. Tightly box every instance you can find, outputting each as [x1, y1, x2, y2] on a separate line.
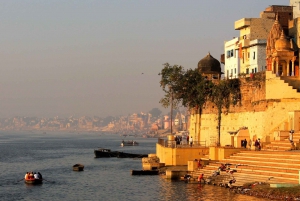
[159, 63, 241, 145]
[159, 63, 210, 138]
[210, 79, 241, 145]
[159, 63, 185, 134]
[148, 108, 162, 118]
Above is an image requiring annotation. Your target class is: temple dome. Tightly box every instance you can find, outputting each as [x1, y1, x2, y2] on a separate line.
[266, 15, 283, 55]
[275, 30, 291, 51]
[197, 53, 221, 74]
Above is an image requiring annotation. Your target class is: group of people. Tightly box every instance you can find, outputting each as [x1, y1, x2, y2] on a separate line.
[241, 139, 247, 148]
[174, 136, 182, 145]
[254, 138, 261, 151]
[187, 136, 193, 147]
[25, 172, 43, 180]
[173, 135, 193, 147]
[241, 138, 261, 150]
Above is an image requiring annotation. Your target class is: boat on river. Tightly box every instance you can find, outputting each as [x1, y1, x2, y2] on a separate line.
[73, 164, 84, 171]
[24, 172, 43, 184]
[121, 140, 139, 147]
[131, 170, 159, 175]
[117, 152, 148, 158]
[25, 178, 43, 184]
[94, 148, 148, 158]
[94, 148, 119, 158]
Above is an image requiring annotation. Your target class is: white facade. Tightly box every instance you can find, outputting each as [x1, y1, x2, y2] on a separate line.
[224, 37, 240, 79]
[249, 39, 267, 73]
[291, 0, 300, 18]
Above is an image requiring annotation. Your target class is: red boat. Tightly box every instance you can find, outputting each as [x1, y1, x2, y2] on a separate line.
[24, 172, 43, 184]
[25, 178, 43, 184]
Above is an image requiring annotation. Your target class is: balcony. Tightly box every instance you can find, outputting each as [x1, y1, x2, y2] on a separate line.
[239, 38, 250, 48]
[235, 18, 251, 30]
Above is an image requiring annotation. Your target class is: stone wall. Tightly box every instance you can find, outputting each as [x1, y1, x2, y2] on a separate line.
[188, 71, 300, 146]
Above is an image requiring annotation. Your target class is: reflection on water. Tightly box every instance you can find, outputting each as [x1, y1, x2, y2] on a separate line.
[0, 132, 269, 201]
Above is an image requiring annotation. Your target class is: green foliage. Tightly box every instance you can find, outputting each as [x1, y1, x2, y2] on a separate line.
[158, 63, 184, 108]
[159, 63, 242, 145]
[159, 63, 209, 111]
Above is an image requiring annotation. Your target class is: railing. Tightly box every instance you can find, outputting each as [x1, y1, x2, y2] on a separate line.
[157, 138, 207, 148]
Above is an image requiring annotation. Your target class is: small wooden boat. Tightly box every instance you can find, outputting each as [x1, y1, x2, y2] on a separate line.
[73, 164, 84, 171]
[131, 170, 159, 175]
[121, 140, 139, 147]
[94, 148, 119, 158]
[25, 178, 43, 184]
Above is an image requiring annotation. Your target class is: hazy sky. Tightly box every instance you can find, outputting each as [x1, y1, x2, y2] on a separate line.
[0, 0, 287, 118]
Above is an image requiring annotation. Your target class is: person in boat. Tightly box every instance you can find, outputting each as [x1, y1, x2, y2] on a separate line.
[38, 172, 43, 180]
[25, 172, 29, 180]
[34, 172, 39, 179]
[29, 172, 34, 179]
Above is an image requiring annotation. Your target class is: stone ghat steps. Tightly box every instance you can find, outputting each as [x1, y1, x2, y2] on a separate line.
[264, 141, 294, 151]
[281, 76, 300, 93]
[221, 158, 300, 169]
[227, 155, 300, 164]
[265, 140, 293, 146]
[191, 170, 232, 185]
[238, 150, 300, 156]
[207, 163, 299, 174]
[192, 169, 297, 186]
[191, 150, 300, 186]
[232, 173, 298, 186]
[224, 172, 297, 186]
[204, 164, 298, 179]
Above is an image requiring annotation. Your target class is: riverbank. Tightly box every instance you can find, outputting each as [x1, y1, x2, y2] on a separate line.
[231, 182, 300, 200]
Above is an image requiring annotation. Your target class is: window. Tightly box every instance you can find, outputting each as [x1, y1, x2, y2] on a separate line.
[242, 52, 244, 63]
[248, 52, 250, 58]
[246, 68, 249, 74]
[230, 50, 233, 57]
[234, 68, 236, 74]
[253, 52, 255, 60]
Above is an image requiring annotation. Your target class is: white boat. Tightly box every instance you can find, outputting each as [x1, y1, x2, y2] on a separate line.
[121, 140, 139, 147]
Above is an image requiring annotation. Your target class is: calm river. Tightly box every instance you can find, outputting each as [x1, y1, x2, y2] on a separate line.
[0, 131, 268, 201]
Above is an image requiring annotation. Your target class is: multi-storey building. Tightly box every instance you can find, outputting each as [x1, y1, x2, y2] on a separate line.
[223, 5, 293, 77]
[224, 37, 239, 78]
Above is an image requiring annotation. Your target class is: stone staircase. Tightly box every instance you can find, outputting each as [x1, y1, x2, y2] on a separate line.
[264, 131, 300, 151]
[280, 76, 300, 92]
[191, 150, 300, 187]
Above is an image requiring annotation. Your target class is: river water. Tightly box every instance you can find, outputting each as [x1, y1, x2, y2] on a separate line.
[0, 131, 268, 201]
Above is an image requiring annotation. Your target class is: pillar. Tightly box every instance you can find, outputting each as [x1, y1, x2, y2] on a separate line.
[291, 60, 295, 76]
[287, 60, 290, 76]
[276, 58, 279, 76]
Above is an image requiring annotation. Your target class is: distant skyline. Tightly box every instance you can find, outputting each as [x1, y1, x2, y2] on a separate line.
[0, 0, 288, 118]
